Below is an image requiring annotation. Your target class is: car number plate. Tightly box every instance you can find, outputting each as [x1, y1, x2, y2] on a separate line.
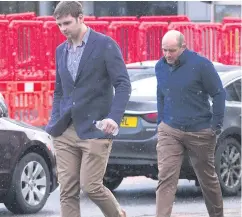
[120, 116, 138, 128]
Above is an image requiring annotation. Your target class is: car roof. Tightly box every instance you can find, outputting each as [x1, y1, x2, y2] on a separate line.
[126, 60, 226, 68]
[131, 69, 241, 97]
[219, 70, 242, 85]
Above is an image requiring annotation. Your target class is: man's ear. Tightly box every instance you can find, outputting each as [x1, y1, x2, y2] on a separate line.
[79, 15, 84, 23]
[181, 43, 186, 49]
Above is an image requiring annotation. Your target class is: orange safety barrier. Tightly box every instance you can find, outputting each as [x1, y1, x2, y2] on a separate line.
[222, 23, 241, 65]
[97, 16, 138, 22]
[85, 21, 109, 34]
[139, 15, 190, 22]
[168, 22, 199, 52]
[8, 21, 46, 81]
[43, 21, 66, 81]
[138, 22, 168, 61]
[6, 12, 36, 21]
[197, 23, 222, 62]
[0, 20, 12, 81]
[108, 21, 140, 63]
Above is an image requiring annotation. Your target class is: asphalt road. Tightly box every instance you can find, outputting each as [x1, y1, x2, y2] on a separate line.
[0, 177, 240, 217]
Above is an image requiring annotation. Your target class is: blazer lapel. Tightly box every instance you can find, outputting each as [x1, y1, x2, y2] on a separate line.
[61, 43, 74, 84]
[74, 29, 96, 84]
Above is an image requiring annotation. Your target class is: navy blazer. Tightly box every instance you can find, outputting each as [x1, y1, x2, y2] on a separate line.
[45, 29, 131, 139]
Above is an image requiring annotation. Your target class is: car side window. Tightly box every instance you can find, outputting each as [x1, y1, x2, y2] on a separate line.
[225, 79, 241, 102]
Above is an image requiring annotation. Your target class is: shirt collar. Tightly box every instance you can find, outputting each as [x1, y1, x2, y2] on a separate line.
[67, 27, 91, 49]
[163, 48, 188, 67]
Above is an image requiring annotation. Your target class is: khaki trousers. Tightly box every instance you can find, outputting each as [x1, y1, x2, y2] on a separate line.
[156, 122, 224, 217]
[53, 125, 123, 217]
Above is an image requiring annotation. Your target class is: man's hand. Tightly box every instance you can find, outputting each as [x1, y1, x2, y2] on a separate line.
[99, 118, 118, 135]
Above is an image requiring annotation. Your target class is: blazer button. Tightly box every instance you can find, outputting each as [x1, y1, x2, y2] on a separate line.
[73, 102, 75, 105]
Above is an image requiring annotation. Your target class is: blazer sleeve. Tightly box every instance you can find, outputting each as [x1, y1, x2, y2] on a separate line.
[104, 36, 131, 125]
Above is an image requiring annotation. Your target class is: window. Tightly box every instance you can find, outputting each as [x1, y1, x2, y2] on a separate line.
[225, 79, 241, 102]
[94, 1, 178, 17]
[0, 1, 38, 14]
[214, 4, 241, 22]
[94, 1, 127, 16]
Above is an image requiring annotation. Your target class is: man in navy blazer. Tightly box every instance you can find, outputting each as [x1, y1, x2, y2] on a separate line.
[45, 2, 131, 217]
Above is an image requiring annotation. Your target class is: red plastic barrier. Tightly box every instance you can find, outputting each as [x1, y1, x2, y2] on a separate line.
[97, 16, 138, 22]
[197, 23, 222, 62]
[222, 23, 241, 65]
[222, 17, 242, 24]
[85, 21, 109, 34]
[0, 21, 12, 81]
[139, 22, 168, 61]
[168, 22, 199, 52]
[139, 15, 190, 23]
[6, 81, 48, 126]
[9, 92, 44, 126]
[108, 21, 140, 63]
[6, 12, 36, 21]
[43, 89, 54, 125]
[1, 91, 10, 115]
[43, 21, 66, 80]
[0, 14, 5, 19]
[8, 21, 46, 81]
[84, 16, 96, 21]
[35, 16, 55, 21]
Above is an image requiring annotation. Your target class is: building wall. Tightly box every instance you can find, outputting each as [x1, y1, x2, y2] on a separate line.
[0, 1, 240, 22]
[0, 1, 178, 17]
[178, 1, 241, 22]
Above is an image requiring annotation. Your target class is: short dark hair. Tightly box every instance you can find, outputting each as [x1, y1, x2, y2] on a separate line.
[53, 1, 83, 19]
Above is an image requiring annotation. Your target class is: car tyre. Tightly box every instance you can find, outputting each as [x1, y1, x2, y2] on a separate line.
[215, 137, 241, 196]
[4, 153, 51, 214]
[103, 175, 123, 191]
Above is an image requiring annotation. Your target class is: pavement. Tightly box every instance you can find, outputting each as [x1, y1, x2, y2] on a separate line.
[0, 177, 240, 217]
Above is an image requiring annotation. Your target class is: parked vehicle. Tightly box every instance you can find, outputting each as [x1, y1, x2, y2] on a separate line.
[126, 60, 241, 82]
[104, 63, 241, 196]
[0, 97, 58, 214]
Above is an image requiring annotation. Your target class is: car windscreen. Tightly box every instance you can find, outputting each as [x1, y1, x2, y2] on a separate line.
[127, 68, 155, 82]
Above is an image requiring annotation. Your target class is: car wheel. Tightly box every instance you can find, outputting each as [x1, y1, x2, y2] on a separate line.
[215, 137, 241, 196]
[103, 175, 123, 191]
[4, 153, 51, 214]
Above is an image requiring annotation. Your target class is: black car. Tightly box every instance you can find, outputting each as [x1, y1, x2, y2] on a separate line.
[0, 95, 58, 214]
[104, 63, 241, 196]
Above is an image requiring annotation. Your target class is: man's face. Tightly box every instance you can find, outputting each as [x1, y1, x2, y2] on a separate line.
[56, 14, 83, 39]
[162, 39, 185, 65]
